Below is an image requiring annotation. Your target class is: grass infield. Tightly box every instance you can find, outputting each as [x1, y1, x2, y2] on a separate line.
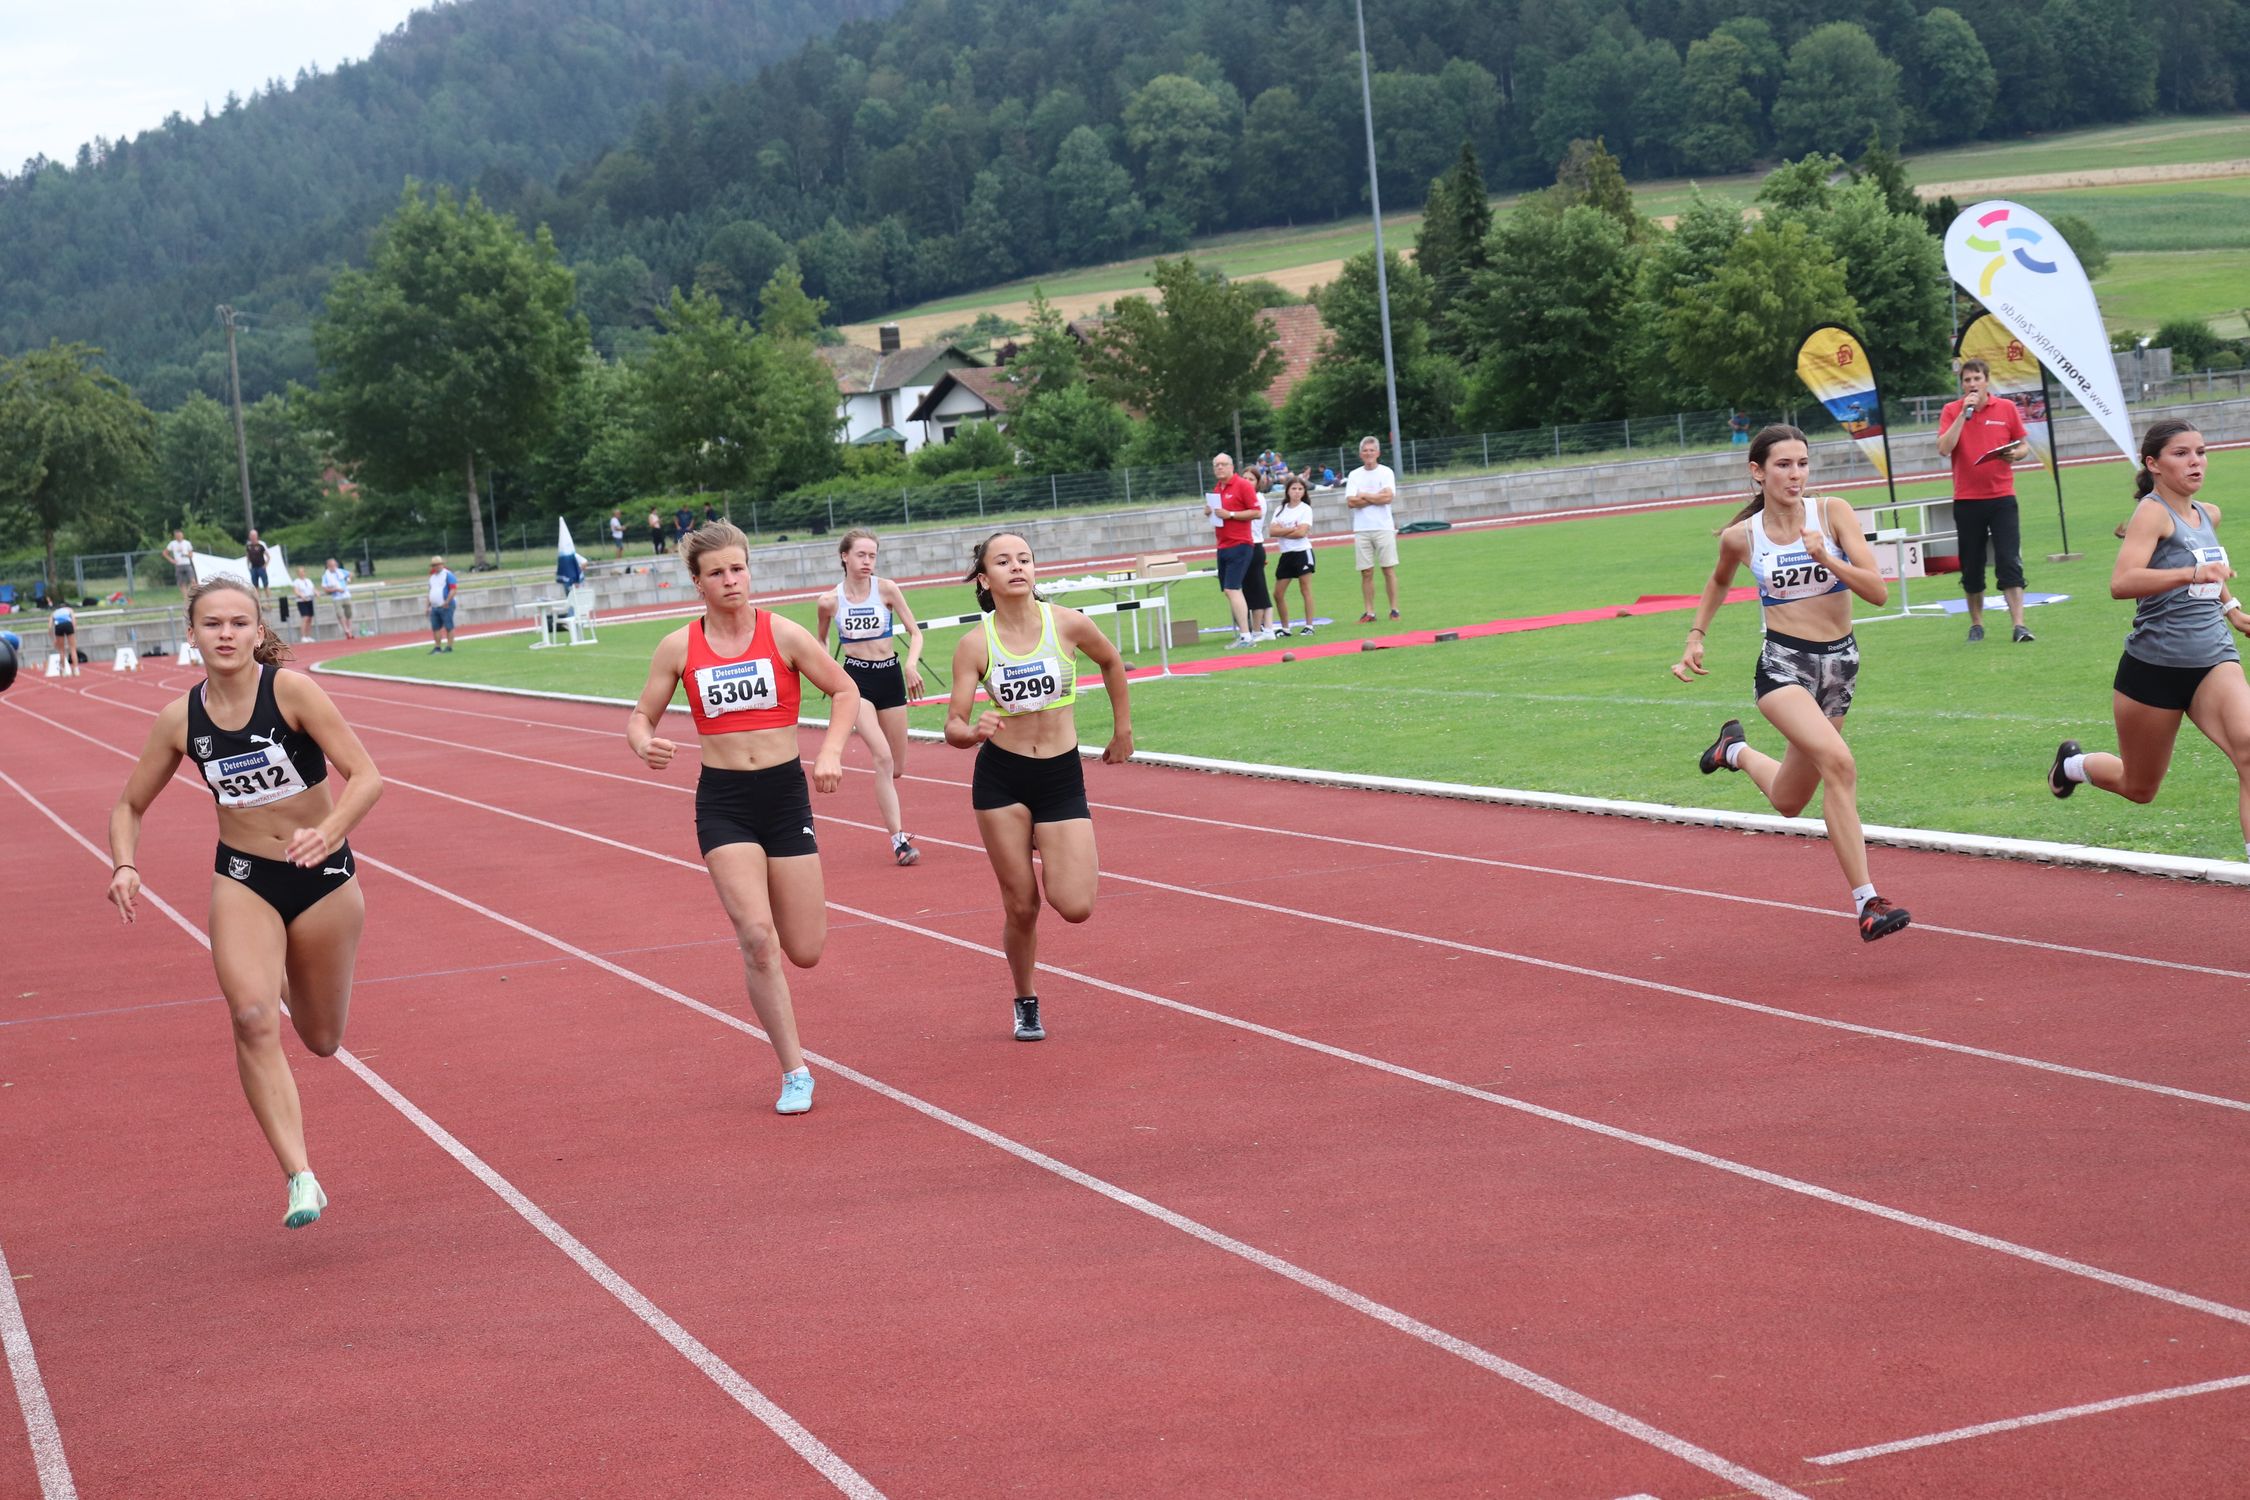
[331, 449, 2250, 862]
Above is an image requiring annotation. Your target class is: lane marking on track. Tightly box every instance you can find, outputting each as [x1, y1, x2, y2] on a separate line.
[289, 667, 2250, 981]
[2, 702, 1810, 1500]
[151, 696, 2249, 1117]
[0, 762, 889, 1500]
[1805, 1370, 2250, 1466]
[0, 1240, 75, 1500]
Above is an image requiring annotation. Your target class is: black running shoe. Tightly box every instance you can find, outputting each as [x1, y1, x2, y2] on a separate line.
[1699, 718, 1747, 775]
[1859, 897, 1911, 943]
[1012, 996, 1045, 1041]
[2013, 624, 2036, 643]
[2048, 739, 2081, 799]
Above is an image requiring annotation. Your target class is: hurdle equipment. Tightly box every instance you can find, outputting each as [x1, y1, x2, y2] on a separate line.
[917, 595, 1179, 678]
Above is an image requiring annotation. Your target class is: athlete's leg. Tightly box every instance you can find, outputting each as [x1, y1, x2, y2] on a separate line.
[280, 878, 365, 1058]
[1755, 686, 1870, 890]
[2079, 693, 2183, 804]
[976, 805, 1042, 996]
[704, 843, 807, 1074]
[2185, 664, 2250, 843]
[852, 697, 903, 837]
[1030, 817, 1099, 924]
[210, 878, 307, 1176]
[878, 704, 912, 777]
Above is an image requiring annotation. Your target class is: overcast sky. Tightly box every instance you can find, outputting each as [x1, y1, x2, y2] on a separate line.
[1, 1, 430, 172]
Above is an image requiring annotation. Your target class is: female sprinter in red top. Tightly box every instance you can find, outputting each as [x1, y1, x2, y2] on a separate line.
[1671, 425, 1912, 942]
[107, 576, 384, 1228]
[628, 522, 859, 1115]
[944, 532, 1133, 1041]
[814, 529, 926, 866]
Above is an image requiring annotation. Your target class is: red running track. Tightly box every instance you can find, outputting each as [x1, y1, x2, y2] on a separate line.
[4, 655, 2249, 1499]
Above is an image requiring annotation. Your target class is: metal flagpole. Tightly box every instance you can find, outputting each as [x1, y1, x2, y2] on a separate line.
[2040, 361, 2079, 560]
[1353, 0, 1403, 466]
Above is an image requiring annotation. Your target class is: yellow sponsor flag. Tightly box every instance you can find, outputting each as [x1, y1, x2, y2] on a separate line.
[1793, 323, 1892, 481]
[1955, 312, 2056, 474]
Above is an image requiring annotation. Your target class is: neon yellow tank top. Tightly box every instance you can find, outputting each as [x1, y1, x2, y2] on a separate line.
[979, 602, 1077, 714]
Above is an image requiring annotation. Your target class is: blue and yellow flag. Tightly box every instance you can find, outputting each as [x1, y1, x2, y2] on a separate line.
[1794, 323, 1891, 479]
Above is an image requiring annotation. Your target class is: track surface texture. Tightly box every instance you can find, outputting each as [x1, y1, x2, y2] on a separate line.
[4, 649, 2247, 1499]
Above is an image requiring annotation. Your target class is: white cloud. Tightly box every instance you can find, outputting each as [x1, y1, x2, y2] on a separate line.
[0, 1, 433, 171]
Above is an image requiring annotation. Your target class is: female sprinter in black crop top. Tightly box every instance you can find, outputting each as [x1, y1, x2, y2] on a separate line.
[107, 577, 383, 1229]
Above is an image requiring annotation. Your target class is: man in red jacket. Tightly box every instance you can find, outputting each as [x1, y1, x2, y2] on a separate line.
[1207, 452, 1265, 649]
[1935, 359, 2034, 643]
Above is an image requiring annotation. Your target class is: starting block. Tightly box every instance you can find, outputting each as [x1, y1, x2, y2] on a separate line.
[176, 642, 203, 666]
[45, 654, 61, 676]
[112, 646, 140, 672]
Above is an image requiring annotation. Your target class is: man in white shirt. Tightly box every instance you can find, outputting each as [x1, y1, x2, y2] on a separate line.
[427, 555, 458, 653]
[321, 558, 357, 638]
[1344, 435, 1401, 621]
[164, 530, 196, 596]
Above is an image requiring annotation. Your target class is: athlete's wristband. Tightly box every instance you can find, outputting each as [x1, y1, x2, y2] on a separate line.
[111, 863, 136, 874]
[1686, 627, 1706, 639]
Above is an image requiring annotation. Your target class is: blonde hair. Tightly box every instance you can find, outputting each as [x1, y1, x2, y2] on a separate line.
[185, 577, 290, 666]
[684, 519, 751, 578]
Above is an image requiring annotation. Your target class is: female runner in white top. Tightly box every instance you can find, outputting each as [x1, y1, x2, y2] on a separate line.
[1671, 425, 1911, 942]
[814, 529, 926, 865]
[943, 533, 1133, 1040]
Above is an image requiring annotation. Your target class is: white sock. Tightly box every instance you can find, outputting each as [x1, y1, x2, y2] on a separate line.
[1724, 739, 1746, 769]
[2062, 753, 2088, 783]
[1851, 883, 1877, 916]
[783, 1066, 810, 1082]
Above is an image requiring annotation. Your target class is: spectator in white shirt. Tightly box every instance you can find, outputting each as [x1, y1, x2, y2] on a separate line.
[321, 559, 356, 639]
[1271, 476, 1318, 635]
[164, 530, 196, 596]
[1344, 435, 1401, 621]
[291, 572, 318, 643]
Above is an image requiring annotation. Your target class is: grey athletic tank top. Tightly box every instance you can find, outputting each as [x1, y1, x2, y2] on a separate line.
[2125, 500, 2238, 668]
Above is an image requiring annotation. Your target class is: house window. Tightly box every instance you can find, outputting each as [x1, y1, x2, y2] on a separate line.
[879, 392, 894, 428]
[942, 425, 959, 444]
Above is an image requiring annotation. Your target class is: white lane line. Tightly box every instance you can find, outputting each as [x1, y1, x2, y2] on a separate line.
[195, 702, 2250, 1118]
[31, 690, 2250, 1321]
[0, 764, 887, 1500]
[2, 703, 1810, 1499]
[283, 665, 2250, 982]
[1805, 1371, 2250, 1466]
[0, 1240, 75, 1500]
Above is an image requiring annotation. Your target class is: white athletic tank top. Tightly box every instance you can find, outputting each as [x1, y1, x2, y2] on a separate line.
[1746, 499, 1849, 611]
[835, 578, 894, 644]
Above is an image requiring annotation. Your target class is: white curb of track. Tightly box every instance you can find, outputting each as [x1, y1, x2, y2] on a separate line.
[309, 663, 2250, 886]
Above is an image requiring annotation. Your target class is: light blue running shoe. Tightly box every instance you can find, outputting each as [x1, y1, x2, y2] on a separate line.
[775, 1069, 814, 1115]
[284, 1171, 327, 1229]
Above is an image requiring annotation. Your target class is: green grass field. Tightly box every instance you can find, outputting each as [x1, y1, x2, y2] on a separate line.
[330, 448, 2250, 862]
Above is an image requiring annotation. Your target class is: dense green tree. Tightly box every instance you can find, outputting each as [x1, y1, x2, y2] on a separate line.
[1240, 89, 1326, 217]
[240, 393, 332, 532]
[1679, 32, 1764, 173]
[1622, 191, 1745, 412]
[1047, 127, 1147, 267]
[155, 394, 240, 529]
[1550, 138, 1642, 236]
[1122, 74, 1237, 235]
[1084, 256, 1282, 459]
[312, 186, 584, 567]
[1906, 9, 1996, 144]
[2046, 0, 2158, 123]
[0, 343, 156, 585]
[1667, 218, 1858, 410]
[1415, 142, 1494, 331]
[520, 354, 640, 520]
[1771, 22, 1902, 157]
[1281, 249, 1462, 454]
[2048, 213, 2111, 278]
[756, 261, 827, 341]
[1451, 207, 1642, 429]
[2148, 0, 2240, 110]
[1001, 292, 1135, 475]
[1809, 179, 1950, 395]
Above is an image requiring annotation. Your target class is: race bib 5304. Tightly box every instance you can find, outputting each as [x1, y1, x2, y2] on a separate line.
[694, 658, 777, 719]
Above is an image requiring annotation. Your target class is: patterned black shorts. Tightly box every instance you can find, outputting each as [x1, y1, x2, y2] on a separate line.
[1754, 630, 1859, 718]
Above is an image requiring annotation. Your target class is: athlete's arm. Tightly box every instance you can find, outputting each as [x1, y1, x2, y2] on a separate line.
[275, 669, 385, 867]
[627, 628, 689, 770]
[1809, 497, 1890, 608]
[1059, 607, 1133, 763]
[883, 579, 926, 695]
[774, 614, 858, 793]
[106, 698, 188, 922]
[2111, 499, 2227, 599]
[943, 631, 998, 747]
[813, 589, 837, 649]
[1671, 525, 1749, 682]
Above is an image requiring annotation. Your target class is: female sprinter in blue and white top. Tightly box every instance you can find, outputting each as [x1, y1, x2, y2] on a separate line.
[944, 533, 1133, 1041]
[1671, 425, 1911, 942]
[106, 576, 384, 1228]
[815, 529, 926, 866]
[628, 522, 858, 1116]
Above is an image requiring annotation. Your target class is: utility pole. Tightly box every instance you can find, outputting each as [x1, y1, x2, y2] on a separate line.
[216, 305, 255, 535]
[1354, 0, 1403, 469]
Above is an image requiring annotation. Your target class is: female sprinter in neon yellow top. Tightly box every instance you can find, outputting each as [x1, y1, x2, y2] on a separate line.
[944, 532, 1133, 1041]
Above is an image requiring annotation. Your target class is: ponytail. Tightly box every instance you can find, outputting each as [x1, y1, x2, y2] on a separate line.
[1721, 424, 1809, 531]
[965, 531, 1037, 613]
[2133, 419, 2200, 503]
[184, 577, 291, 666]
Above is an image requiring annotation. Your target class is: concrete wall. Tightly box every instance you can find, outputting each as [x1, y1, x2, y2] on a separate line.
[37, 393, 2250, 667]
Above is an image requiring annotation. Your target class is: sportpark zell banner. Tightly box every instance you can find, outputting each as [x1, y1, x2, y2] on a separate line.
[1944, 200, 2133, 459]
[1794, 323, 1892, 480]
[1956, 313, 2057, 474]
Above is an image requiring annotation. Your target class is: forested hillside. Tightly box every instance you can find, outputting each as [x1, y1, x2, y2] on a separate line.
[0, 0, 902, 401]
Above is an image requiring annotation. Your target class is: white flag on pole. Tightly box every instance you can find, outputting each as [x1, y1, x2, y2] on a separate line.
[1943, 200, 2134, 460]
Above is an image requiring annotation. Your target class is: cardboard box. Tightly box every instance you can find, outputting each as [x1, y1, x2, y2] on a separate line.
[1135, 553, 1186, 579]
[1167, 618, 1199, 648]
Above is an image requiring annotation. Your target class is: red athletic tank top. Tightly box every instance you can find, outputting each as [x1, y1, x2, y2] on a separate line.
[684, 611, 801, 735]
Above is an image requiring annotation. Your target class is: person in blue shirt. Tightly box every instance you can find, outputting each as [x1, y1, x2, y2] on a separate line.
[426, 556, 459, 653]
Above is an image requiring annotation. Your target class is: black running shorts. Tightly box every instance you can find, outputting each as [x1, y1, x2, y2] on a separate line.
[695, 760, 819, 857]
[971, 740, 1090, 823]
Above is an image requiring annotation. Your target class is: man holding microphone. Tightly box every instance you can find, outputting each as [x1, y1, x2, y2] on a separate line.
[1935, 359, 2035, 643]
